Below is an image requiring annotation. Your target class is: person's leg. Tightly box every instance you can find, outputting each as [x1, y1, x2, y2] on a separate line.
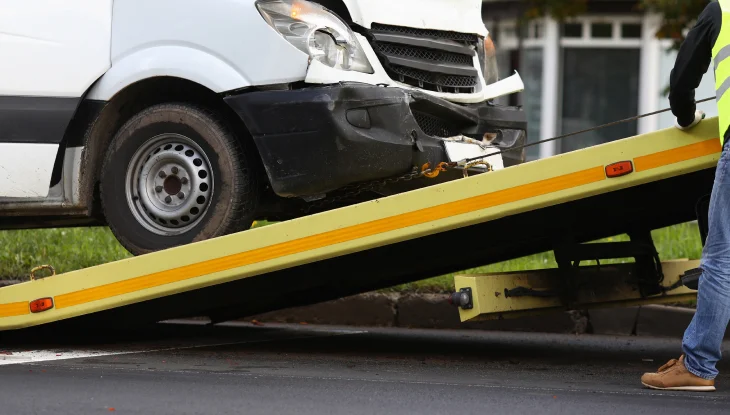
[682, 144, 730, 380]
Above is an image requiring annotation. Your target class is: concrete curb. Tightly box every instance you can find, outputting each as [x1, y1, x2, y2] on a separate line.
[249, 292, 575, 332]
[248, 292, 704, 337]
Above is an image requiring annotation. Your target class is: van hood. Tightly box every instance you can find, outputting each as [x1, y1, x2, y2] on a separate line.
[342, 0, 488, 37]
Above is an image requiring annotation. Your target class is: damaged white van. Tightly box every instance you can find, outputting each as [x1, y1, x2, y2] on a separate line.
[0, 0, 526, 255]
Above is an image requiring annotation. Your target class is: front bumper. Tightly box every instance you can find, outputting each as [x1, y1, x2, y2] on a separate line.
[225, 83, 527, 198]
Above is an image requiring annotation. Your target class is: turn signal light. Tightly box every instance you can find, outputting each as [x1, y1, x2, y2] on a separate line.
[605, 161, 634, 178]
[29, 297, 54, 313]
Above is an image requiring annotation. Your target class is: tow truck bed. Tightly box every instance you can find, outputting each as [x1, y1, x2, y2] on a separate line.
[0, 119, 721, 331]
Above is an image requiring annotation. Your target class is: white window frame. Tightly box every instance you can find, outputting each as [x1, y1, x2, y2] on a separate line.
[560, 15, 643, 48]
[489, 19, 544, 50]
[486, 14, 647, 157]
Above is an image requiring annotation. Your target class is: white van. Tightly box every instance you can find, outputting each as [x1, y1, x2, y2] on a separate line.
[0, 0, 525, 255]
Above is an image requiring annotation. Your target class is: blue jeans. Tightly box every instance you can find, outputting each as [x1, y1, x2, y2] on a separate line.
[683, 142, 730, 380]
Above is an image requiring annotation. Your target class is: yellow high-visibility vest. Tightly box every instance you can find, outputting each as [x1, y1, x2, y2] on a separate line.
[714, 0, 730, 145]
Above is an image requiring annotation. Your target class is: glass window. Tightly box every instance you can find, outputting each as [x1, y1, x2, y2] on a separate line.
[621, 23, 642, 39]
[502, 26, 516, 40]
[562, 23, 582, 38]
[533, 22, 543, 39]
[591, 23, 613, 38]
[521, 48, 543, 161]
[560, 48, 640, 153]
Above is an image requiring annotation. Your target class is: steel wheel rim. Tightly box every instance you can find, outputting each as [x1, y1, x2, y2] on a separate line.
[125, 133, 214, 236]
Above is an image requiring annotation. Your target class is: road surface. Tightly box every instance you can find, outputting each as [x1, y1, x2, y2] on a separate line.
[1, 321, 729, 414]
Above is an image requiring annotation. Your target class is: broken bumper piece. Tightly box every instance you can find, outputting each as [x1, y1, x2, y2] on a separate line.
[225, 83, 527, 198]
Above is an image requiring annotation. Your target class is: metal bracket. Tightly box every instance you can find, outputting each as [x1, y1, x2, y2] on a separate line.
[453, 259, 700, 323]
[552, 231, 665, 302]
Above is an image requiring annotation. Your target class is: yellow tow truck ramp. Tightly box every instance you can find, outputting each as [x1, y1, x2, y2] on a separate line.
[0, 118, 721, 331]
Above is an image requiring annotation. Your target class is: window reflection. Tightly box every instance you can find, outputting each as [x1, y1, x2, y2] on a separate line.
[560, 48, 640, 153]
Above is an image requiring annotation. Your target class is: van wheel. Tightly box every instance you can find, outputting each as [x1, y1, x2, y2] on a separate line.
[100, 103, 259, 255]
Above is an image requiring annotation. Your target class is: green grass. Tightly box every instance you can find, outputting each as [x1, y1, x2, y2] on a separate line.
[0, 222, 704, 293]
[0, 227, 132, 279]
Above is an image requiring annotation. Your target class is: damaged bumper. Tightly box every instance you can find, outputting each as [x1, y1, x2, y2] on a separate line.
[225, 83, 527, 198]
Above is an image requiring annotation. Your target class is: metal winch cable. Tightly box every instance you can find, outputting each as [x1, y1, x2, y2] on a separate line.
[451, 96, 716, 168]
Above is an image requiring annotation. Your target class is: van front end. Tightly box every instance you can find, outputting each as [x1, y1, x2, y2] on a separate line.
[228, 0, 526, 199]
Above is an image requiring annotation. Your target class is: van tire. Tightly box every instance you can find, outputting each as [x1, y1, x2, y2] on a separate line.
[100, 103, 258, 255]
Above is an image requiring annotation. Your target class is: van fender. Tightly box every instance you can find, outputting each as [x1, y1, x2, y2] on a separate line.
[86, 45, 251, 101]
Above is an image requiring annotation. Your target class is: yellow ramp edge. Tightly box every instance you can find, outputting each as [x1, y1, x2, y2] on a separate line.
[0, 118, 721, 330]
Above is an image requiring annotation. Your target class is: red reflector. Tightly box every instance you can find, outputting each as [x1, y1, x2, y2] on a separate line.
[29, 298, 54, 313]
[605, 161, 634, 178]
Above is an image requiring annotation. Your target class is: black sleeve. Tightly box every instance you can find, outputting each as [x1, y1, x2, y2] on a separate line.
[669, 2, 718, 127]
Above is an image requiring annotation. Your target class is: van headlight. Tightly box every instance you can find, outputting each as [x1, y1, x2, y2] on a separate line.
[256, 0, 373, 73]
[477, 34, 499, 85]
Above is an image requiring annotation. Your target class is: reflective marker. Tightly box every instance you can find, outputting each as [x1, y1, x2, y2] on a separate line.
[605, 161, 634, 178]
[29, 298, 54, 313]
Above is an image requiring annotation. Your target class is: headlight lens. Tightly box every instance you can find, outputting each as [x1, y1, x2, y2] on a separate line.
[477, 35, 500, 85]
[256, 0, 373, 73]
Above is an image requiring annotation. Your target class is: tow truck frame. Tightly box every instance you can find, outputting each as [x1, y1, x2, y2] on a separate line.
[0, 118, 721, 331]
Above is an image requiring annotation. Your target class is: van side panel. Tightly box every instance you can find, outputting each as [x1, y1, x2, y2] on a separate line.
[0, 0, 112, 97]
[0, 0, 112, 198]
[0, 143, 58, 197]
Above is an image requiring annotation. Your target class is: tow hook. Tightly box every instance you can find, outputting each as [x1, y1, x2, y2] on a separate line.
[448, 287, 473, 309]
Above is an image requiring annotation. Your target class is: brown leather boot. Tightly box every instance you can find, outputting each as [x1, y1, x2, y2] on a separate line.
[641, 355, 716, 391]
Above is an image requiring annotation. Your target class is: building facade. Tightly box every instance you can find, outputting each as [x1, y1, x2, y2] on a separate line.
[482, 0, 717, 161]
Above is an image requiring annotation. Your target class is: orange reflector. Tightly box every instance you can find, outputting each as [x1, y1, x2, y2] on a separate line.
[605, 161, 634, 178]
[29, 297, 54, 313]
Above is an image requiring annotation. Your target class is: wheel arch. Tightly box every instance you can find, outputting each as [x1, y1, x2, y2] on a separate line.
[86, 46, 251, 101]
[73, 76, 262, 219]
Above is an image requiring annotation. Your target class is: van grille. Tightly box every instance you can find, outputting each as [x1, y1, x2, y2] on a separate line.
[391, 65, 477, 88]
[376, 43, 474, 66]
[368, 23, 481, 94]
[412, 110, 461, 138]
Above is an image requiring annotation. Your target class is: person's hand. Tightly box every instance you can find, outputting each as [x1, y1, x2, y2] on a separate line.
[675, 110, 705, 130]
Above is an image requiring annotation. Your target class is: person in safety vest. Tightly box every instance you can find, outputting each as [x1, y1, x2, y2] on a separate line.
[641, 0, 729, 392]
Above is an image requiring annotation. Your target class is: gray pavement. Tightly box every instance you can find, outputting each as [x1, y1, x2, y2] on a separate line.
[1, 321, 730, 415]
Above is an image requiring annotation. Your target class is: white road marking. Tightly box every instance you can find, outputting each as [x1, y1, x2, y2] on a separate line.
[0, 350, 124, 365]
[0, 327, 367, 366]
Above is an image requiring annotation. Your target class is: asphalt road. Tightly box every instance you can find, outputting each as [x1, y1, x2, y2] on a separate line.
[2, 321, 730, 415]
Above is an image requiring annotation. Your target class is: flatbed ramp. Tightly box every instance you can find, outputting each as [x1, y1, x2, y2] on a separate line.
[0, 119, 722, 331]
